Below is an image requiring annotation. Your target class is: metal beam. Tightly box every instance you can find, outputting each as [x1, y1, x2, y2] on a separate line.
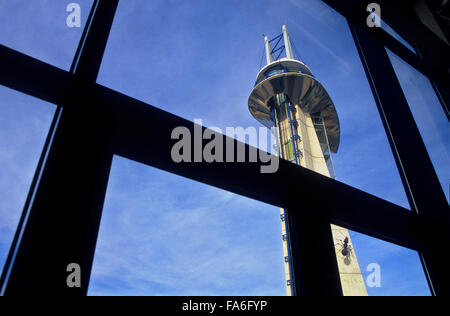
[349, 17, 450, 296]
[264, 36, 274, 64]
[286, 206, 343, 296]
[99, 84, 423, 251]
[282, 25, 294, 59]
[0, 94, 114, 296]
[0, 0, 118, 295]
[0, 45, 72, 106]
[0, 43, 423, 253]
[322, 0, 450, 119]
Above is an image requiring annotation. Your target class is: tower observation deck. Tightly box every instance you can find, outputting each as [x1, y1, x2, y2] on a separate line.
[248, 25, 367, 296]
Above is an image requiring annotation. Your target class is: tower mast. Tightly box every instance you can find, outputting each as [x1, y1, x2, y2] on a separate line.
[248, 25, 367, 296]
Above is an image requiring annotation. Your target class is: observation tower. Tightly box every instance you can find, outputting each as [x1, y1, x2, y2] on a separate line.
[248, 25, 367, 296]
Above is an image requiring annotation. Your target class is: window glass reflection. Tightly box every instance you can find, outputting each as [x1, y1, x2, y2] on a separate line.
[0, 85, 55, 272]
[387, 49, 450, 202]
[0, 0, 93, 70]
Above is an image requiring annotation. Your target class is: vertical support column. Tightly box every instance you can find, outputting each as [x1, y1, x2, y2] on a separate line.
[349, 18, 450, 296]
[1, 93, 114, 295]
[280, 209, 295, 296]
[273, 100, 295, 296]
[286, 206, 343, 296]
[0, 0, 119, 295]
[282, 25, 295, 59]
[264, 36, 274, 65]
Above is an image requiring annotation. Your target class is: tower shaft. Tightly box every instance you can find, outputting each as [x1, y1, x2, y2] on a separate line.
[249, 25, 367, 295]
[274, 94, 367, 296]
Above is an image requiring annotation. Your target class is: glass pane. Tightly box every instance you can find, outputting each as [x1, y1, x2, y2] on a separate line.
[97, 0, 410, 209]
[0, 85, 56, 273]
[88, 155, 285, 295]
[387, 49, 450, 202]
[0, 0, 94, 70]
[348, 230, 431, 296]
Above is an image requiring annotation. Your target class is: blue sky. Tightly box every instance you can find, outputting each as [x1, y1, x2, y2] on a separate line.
[1, 0, 447, 296]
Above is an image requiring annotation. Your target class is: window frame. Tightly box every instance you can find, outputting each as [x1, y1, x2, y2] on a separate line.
[0, 0, 448, 296]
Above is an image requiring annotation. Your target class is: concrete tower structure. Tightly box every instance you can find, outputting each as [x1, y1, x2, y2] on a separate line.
[248, 25, 367, 296]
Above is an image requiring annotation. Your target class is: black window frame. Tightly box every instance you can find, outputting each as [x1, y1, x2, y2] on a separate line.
[0, 0, 448, 296]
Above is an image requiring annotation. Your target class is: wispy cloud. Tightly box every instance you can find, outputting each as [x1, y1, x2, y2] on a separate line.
[88, 155, 285, 296]
[0, 85, 55, 271]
